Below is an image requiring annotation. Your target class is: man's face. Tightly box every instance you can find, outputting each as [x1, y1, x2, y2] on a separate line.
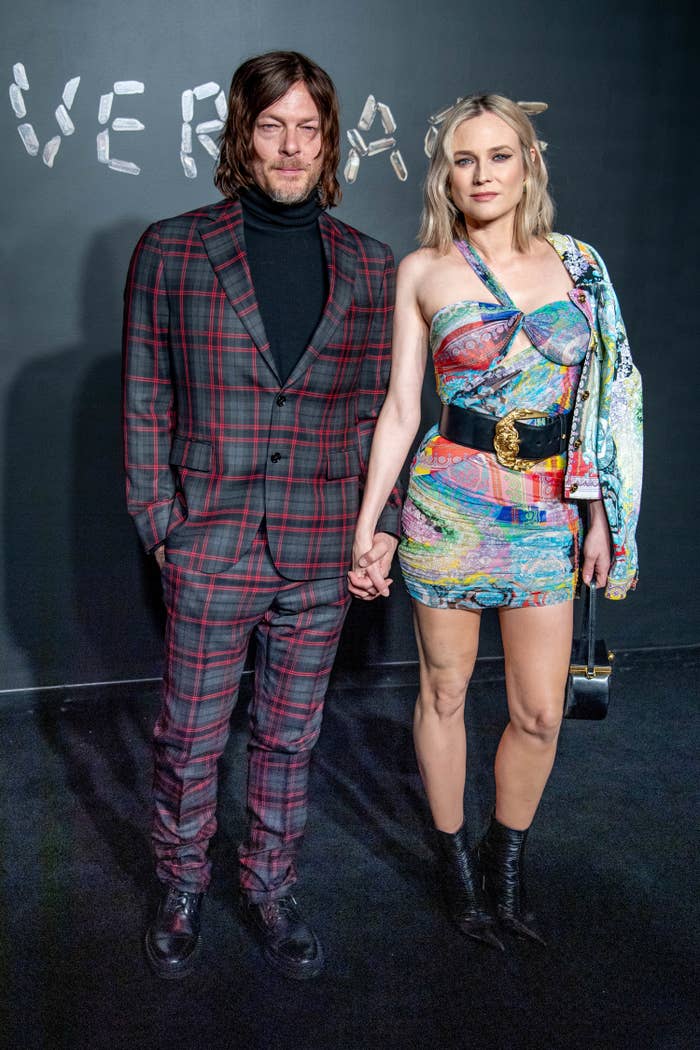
[250, 81, 324, 204]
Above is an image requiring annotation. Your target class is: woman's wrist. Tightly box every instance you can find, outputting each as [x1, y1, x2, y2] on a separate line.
[587, 499, 607, 524]
[355, 515, 378, 539]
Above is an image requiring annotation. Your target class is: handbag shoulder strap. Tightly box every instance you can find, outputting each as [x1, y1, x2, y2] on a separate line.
[582, 582, 597, 673]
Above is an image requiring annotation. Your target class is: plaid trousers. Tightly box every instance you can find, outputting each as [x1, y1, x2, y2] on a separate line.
[154, 524, 350, 900]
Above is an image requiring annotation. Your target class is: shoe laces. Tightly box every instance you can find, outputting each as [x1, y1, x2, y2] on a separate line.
[260, 895, 298, 925]
[165, 888, 199, 915]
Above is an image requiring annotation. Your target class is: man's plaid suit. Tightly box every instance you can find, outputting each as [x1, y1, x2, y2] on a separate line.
[123, 198, 400, 898]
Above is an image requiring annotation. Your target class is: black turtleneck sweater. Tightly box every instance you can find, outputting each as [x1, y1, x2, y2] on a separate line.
[239, 185, 328, 385]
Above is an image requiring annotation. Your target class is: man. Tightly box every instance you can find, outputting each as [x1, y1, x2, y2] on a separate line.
[123, 51, 400, 980]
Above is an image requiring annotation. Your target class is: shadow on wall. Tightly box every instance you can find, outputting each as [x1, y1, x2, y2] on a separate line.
[3, 221, 165, 689]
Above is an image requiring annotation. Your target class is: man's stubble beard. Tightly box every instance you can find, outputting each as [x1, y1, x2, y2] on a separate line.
[266, 178, 320, 206]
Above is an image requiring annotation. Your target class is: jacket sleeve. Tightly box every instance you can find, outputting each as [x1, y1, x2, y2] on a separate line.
[122, 223, 176, 552]
[356, 247, 404, 536]
[588, 245, 644, 599]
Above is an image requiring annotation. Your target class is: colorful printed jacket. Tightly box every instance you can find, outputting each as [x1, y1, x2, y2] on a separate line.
[548, 233, 643, 599]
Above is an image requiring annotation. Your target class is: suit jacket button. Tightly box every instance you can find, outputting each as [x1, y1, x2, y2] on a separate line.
[276, 394, 286, 406]
[570, 483, 578, 493]
[270, 452, 282, 463]
[574, 438, 582, 449]
[581, 390, 590, 400]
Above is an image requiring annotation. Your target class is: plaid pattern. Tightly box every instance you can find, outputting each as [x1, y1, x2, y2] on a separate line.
[123, 198, 398, 897]
[122, 199, 400, 577]
[155, 527, 350, 897]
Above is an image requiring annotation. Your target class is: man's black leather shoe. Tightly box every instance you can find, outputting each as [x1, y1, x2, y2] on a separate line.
[144, 884, 203, 979]
[241, 895, 324, 979]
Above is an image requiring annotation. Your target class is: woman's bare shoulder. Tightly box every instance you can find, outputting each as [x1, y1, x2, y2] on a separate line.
[398, 246, 451, 282]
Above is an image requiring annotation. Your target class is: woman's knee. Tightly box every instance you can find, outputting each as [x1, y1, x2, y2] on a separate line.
[510, 701, 563, 743]
[416, 674, 470, 721]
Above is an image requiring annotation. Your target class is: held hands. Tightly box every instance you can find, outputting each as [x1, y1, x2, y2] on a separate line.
[581, 501, 612, 589]
[348, 532, 399, 600]
[153, 543, 166, 570]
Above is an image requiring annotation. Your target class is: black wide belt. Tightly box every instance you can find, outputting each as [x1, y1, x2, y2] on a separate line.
[439, 403, 572, 471]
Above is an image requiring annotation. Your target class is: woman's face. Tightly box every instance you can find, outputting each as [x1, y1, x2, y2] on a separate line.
[448, 111, 528, 227]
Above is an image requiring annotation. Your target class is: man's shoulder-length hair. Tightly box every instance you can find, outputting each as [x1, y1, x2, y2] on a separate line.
[215, 51, 341, 208]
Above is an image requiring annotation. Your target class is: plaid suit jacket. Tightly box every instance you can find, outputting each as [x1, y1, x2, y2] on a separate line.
[122, 198, 401, 579]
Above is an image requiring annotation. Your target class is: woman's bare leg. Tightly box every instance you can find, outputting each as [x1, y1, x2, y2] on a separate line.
[494, 601, 573, 830]
[412, 603, 482, 833]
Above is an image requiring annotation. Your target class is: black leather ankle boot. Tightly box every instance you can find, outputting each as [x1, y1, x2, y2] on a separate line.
[436, 824, 503, 950]
[478, 814, 546, 945]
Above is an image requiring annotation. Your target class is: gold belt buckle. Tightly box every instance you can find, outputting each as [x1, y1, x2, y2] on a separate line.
[493, 408, 547, 471]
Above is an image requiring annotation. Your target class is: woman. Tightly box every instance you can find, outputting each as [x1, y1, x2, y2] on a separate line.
[349, 95, 642, 948]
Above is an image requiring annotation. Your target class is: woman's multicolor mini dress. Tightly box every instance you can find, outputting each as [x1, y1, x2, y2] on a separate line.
[399, 239, 593, 610]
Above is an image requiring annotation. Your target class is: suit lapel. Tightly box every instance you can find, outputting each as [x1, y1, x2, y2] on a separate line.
[200, 202, 358, 388]
[199, 200, 280, 380]
[284, 212, 358, 387]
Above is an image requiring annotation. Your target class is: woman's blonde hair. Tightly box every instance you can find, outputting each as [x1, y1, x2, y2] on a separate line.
[419, 94, 554, 253]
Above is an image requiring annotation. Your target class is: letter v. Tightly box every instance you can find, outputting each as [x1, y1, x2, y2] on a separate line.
[10, 62, 80, 168]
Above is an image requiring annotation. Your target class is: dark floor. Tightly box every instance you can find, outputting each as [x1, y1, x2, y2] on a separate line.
[1, 647, 698, 1050]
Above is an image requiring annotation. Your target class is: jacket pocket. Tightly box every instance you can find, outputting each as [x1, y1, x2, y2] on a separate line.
[169, 435, 212, 473]
[327, 447, 361, 480]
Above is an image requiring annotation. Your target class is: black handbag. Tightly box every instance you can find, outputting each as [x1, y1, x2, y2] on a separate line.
[564, 582, 614, 720]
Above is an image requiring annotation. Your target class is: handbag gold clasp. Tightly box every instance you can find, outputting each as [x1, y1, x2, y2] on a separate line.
[569, 664, 613, 679]
[493, 408, 548, 471]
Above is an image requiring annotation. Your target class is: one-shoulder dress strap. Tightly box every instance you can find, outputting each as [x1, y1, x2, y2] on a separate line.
[454, 240, 518, 311]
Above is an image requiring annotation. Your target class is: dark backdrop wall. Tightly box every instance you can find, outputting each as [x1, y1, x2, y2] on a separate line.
[1, 0, 697, 693]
